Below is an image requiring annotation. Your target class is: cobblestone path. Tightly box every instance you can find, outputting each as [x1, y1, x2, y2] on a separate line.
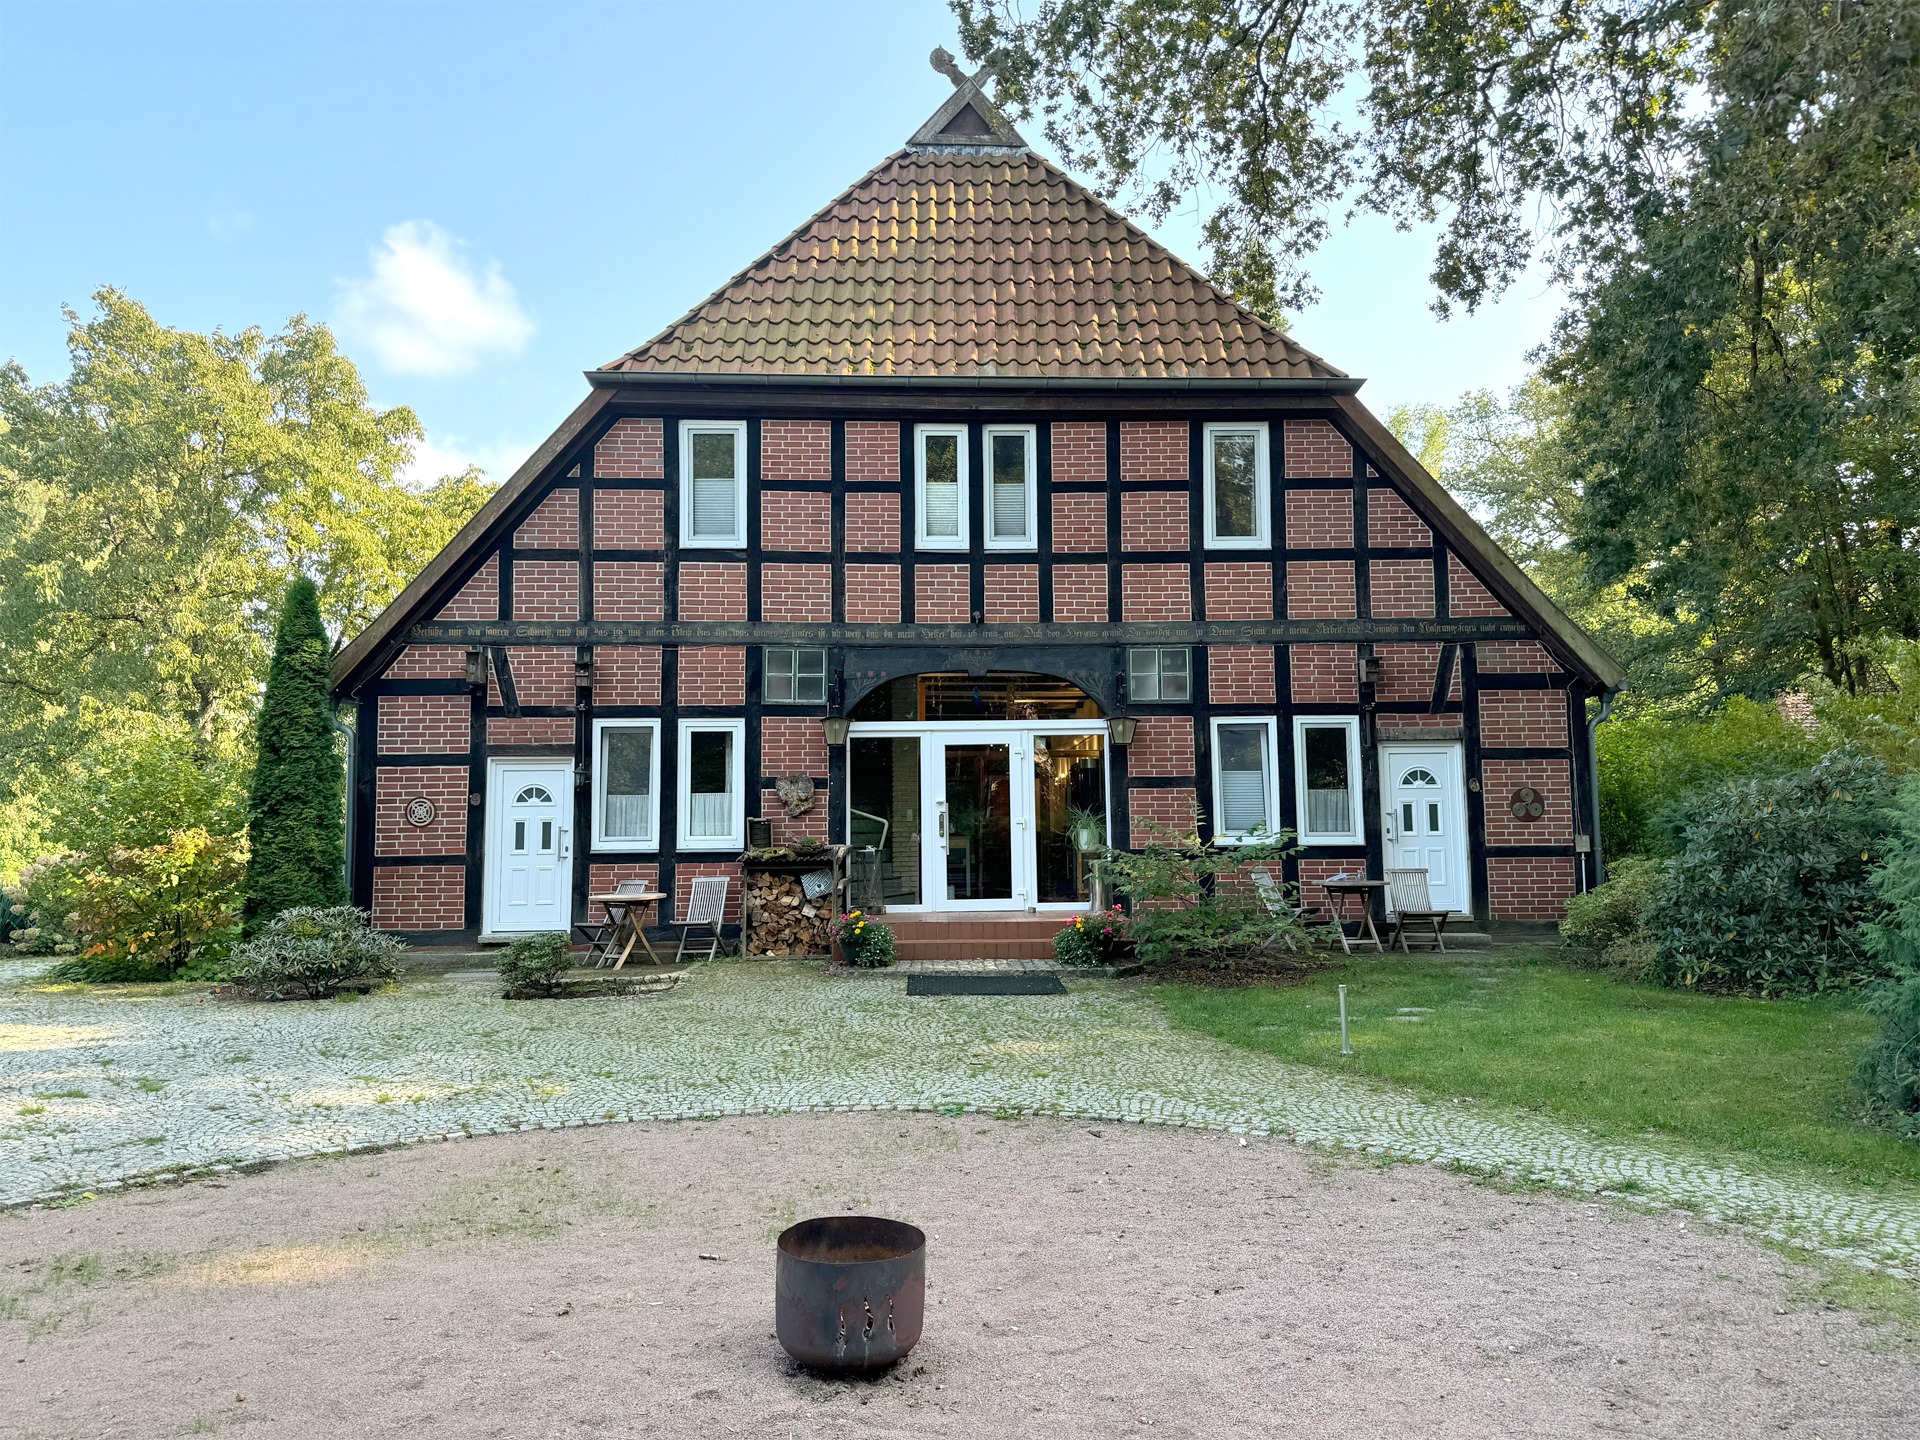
[2, 961, 1916, 1278]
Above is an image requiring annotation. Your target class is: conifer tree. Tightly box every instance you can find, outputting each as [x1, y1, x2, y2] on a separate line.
[242, 577, 346, 931]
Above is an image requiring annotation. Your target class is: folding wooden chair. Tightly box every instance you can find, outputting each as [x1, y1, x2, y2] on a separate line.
[1386, 868, 1450, 953]
[1250, 868, 1332, 948]
[675, 876, 730, 965]
[576, 878, 653, 968]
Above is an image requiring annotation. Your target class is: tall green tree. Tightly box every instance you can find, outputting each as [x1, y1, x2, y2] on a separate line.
[243, 577, 345, 931]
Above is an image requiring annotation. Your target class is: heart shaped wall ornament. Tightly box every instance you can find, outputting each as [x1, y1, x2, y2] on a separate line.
[775, 775, 817, 816]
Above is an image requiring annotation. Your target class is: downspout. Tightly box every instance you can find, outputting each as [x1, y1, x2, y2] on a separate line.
[331, 703, 357, 895]
[1584, 687, 1619, 889]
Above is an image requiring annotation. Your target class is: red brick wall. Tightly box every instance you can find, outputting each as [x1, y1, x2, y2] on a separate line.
[678, 562, 748, 621]
[1367, 489, 1430, 547]
[984, 565, 1040, 622]
[511, 559, 580, 621]
[1370, 558, 1435, 618]
[1296, 858, 1357, 916]
[587, 863, 660, 922]
[1291, 644, 1358, 704]
[1121, 491, 1188, 550]
[1052, 564, 1108, 622]
[846, 421, 898, 482]
[1487, 856, 1577, 921]
[1121, 422, 1187, 481]
[1286, 560, 1357, 618]
[761, 420, 830, 481]
[384, 645, 466, 680]
[514, 489, 577, 549]
[761, 491, 831, 552]
[487, 715, 574, 746]
[1479, 690, 1570, 749]
[593, 646, 662, 706]
[593, 560, 666, 621]
[756, 793, 831, 847]
[1283, 420, 1351, 478]
[845, 565, 901, 623]
[1129, 787, 1199, 837]
[1209, 646, 1277, 704]
[437, 554, 498, 621]
[378, 694, 469, 754]
[1285, 489, 1352, 549]
[677, 646, 746, 706]
[1482, 758, 1574, 846]
[1448, 553, 1509, 617]
[1052, 422, 1106, 484]
[1373, 642, 1443, 704]
[375, 766, 467, 856]
[761, 716, 829, 776]
[373, 866, 465, 931]
[593, 489, 664, 550]
[490, 647, 574, 707]
[1202, 562, 1273, 620]
[1129, 716, 1195, 777]
[595, 418, 664, 479]
[673, 862, 744, 925]
[1476, 641, 1561, 674]
[1051, 492, 1106, 552]
[1122, 564, 1192, 620]
[916, 564, 970, 623]
[845, 492, 900, 552]
[761, 563, 832, 622]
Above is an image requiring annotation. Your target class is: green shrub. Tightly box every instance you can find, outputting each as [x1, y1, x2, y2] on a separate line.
[1098, 818, 1310, 968]
[230, 906, 404, 1000]
[1855, 974, 1920, 1137]
[1646, 749, 1894, 995]
[1560, 854, 1665, 973]
[498, 932, 574, 995]
[1864, 777, 1920, 976]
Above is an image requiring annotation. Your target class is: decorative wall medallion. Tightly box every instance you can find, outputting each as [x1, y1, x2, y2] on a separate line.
[405, 798, 438, 828]
[1508, 787, 1546, 821]
[776, 775, 817, 816]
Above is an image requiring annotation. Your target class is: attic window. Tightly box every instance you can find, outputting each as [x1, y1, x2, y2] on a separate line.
[1204, 422, 1270, 549]
[680, 421, 745, 547]
[983, 426, 1035, 549]
[915, 425, 968, 551]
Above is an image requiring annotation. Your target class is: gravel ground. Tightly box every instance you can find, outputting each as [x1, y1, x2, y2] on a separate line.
[1, 1112, 1915, 1439]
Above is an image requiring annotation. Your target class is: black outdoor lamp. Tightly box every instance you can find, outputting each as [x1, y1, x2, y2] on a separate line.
[1108, 716, 1138, 745]
[820, 716, 853, 747]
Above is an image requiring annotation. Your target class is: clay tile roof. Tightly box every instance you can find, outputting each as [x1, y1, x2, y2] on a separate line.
[602, 148, 1344, 381]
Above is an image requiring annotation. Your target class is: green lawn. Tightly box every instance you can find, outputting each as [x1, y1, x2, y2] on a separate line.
[1157, 949, 1920, 1190]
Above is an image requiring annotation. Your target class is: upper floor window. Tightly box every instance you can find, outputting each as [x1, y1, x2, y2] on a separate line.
[1203, 422, 1270, 549]
[764, 647, 827, 704]
[915, 424, 968, 551]
[1128, 647, 1191, 703]
[680, 421, 746, 547]
[983, 425, 1036, 550]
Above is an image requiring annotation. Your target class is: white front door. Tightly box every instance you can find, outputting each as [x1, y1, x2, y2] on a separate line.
[1380, 744, 1471, 915]
[485, 760, 574, 935]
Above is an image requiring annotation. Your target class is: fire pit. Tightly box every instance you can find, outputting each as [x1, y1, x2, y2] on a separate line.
[774, 1215, 926, 1374]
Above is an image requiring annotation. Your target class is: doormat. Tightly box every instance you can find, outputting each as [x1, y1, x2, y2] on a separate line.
[906, 973, 1068, 997]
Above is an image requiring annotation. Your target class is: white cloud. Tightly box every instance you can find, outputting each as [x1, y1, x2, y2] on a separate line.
[398, 433, 532, 489]
[335, 221, 533, 376]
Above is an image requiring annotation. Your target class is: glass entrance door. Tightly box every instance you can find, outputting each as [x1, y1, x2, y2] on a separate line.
[935, 736, 1015, 907]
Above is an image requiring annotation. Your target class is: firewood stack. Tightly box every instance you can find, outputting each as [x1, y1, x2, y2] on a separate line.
[742, 870, 833, 956]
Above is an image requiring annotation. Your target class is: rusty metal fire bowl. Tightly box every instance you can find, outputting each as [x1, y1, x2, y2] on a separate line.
[775, 1215, 926, 1374]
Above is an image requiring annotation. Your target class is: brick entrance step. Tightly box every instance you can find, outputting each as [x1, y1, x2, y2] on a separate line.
[881, 912, 1070, 962]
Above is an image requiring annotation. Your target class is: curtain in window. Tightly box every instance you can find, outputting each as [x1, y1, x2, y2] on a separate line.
[687, 730, 735, 839]
[922, 433, 960, 538]
[690, 431, 739, 539]
[600, 728, 653, 841]
[1301, 725, 1352, 836]
[990, 432, 1028, 540]
[1217, 725, 1270, 834]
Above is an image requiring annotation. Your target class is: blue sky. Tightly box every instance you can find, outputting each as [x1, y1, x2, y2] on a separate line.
[1, 0, 1565, 484]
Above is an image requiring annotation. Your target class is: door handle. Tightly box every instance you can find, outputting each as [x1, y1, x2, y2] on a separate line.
[937, 806, 949, 843]
[558, 825, 570, 861]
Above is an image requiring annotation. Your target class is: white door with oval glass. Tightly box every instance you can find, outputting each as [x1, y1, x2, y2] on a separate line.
[1380, 743, 1471, 915]
[485, 760, 573, 935]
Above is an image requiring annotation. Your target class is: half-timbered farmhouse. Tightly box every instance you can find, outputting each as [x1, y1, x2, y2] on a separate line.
[331, 67, 1624, 951]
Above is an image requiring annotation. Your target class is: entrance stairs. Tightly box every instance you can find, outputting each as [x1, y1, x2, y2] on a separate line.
[881, 912, 1066, 962]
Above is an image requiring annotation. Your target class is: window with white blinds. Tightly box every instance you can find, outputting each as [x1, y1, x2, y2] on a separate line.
[1203, 422, 1270, 549]
[592, 720, 660, 850]
[1210, 718, 1279, 844]
[677, 719, 745, 851]
[984, 426, 1035, 549]
[679, 422, 745, 546]
[915, 425, 968, 550]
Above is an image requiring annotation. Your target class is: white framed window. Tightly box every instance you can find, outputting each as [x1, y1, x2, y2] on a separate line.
[982, 424, 1036, 550]
[677, 718, 746, 851]
[679, 421, 746, 547]
[764, 647, 827, 704]
[1127, 647, 1191, 703]
[591, 719, 661, 851]
[1209, 717, 1280, 845]
[1203, 422, 1270, 549]
[1294, 716, 1363, 845]
[915, 424, 968, 551]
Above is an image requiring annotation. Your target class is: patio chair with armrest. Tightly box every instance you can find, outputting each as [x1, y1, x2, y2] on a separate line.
[1385, 868, 1450, 953]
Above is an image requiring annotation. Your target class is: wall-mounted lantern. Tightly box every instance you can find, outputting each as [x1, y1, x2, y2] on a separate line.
[820, 716, 853, 747]
[1108, 716, 1138, 745]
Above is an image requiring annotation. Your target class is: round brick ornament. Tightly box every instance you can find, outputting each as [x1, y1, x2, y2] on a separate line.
[1507, 787, 1546, 821]
[405, 797, 438, 828]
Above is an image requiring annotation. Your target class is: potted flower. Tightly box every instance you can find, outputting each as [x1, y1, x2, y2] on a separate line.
[831, 909, 896, 968]
[1066, 805, 1107, 854]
